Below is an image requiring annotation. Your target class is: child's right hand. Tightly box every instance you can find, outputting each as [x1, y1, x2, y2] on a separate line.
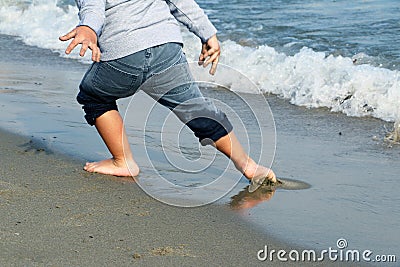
[59, 26, 101, 62]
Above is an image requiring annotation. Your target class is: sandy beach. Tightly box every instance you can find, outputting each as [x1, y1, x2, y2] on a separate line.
[0, 127, 340, 266]
[0, 37, 351, 266]
[0, 33, 398, 266]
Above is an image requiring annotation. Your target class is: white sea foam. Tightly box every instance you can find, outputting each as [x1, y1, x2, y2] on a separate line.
[0, 0, 89, 61]
[1, 0, 399, 122]
[182, 33, 400, 123]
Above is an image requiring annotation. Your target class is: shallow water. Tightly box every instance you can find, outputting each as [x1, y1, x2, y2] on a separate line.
[239, 95, 400, 255]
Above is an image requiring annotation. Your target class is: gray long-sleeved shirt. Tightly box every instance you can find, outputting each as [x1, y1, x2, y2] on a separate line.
[75, 0, 217, 61]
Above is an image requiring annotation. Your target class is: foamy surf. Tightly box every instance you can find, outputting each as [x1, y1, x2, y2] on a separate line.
[183, 36, 400, 123]
[0, 0, 81, 59]
[1, 0, 399, 125]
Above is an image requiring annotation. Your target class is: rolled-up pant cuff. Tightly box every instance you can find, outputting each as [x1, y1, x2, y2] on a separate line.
[187, 115, 233, 146]
[76, 92, 118, 126]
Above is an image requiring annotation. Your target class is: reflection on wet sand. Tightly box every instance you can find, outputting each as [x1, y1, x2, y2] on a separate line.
[229, 178, 311, 210]
[229, 184, 277, 210]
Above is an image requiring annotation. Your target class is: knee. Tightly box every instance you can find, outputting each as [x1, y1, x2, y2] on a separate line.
[76, 91, 118, 126]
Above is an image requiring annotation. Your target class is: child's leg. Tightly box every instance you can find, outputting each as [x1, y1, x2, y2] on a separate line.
[145, 83, 276, 183]
[84, 110, 140, 177]
[140, 43, 276, 184]
[213, 131, 276, 182]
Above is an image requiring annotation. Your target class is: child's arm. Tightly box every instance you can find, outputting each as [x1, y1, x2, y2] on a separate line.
[165, 0, 217, 44]
[165, 0, 220, 75]
[75, 0, 106, 37]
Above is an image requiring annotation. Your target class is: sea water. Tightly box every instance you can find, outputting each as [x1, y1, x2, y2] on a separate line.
[1, 0, 399, 122]
[1, 0, 399, 258]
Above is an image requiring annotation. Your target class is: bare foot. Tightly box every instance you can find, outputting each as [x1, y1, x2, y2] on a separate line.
[84, 158, 140, 177]
[241, 160, 277, 193]
[244, 164, 277, 193]
[242, 160, 276, 183]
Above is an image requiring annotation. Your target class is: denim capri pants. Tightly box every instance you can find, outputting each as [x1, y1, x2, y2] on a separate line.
[76, 42, 233, 144]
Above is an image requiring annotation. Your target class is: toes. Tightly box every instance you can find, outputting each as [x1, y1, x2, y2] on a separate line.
[85, 161, 97, 167]
[81, 159, 135, 177]
[84, 162, 98, 172]
[268, 169, 277, 182]
[248, 176, 265, 193]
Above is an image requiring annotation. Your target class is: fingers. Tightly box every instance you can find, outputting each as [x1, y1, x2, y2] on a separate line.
[268, 169, 277, 183]
[60, 29, 78, 55]
[203, 47, 219, 66]
[59, 26, 101, 62]
[198, 46, 220, 75]
[78, 41, 101, 62]
[79, 39, 100, 61]
[65, 38, 80, 55]
[208, 55, 219, 75]
[59, 28, 76, 41]
[79, 41, 89, 57]
[198, 35, 221, 75]
[198, 43, 208, 65]
[91, 45, 101, 62]
[205, 47, 220, 73]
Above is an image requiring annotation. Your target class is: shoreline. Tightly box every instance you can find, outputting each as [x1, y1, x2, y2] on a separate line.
[1, 33, 397, 265]
[0, 127, 339, 266]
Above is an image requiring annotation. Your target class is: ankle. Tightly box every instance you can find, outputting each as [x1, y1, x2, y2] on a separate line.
[235, 157, 257, 178]
[112, 156, 140, 176]
[112, 156, 127, 166]
[243, 165, 259, 180]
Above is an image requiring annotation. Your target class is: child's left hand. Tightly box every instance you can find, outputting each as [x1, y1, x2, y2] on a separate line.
[198, 34, 220, 75]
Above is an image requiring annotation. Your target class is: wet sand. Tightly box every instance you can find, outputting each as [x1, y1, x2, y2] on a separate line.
[0, 128, 341, 266]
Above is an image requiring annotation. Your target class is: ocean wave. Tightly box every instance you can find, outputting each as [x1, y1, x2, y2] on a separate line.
[0, 0, 85, 60]
[1, 0, 399, 122]
[181, 31, 400, 122]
